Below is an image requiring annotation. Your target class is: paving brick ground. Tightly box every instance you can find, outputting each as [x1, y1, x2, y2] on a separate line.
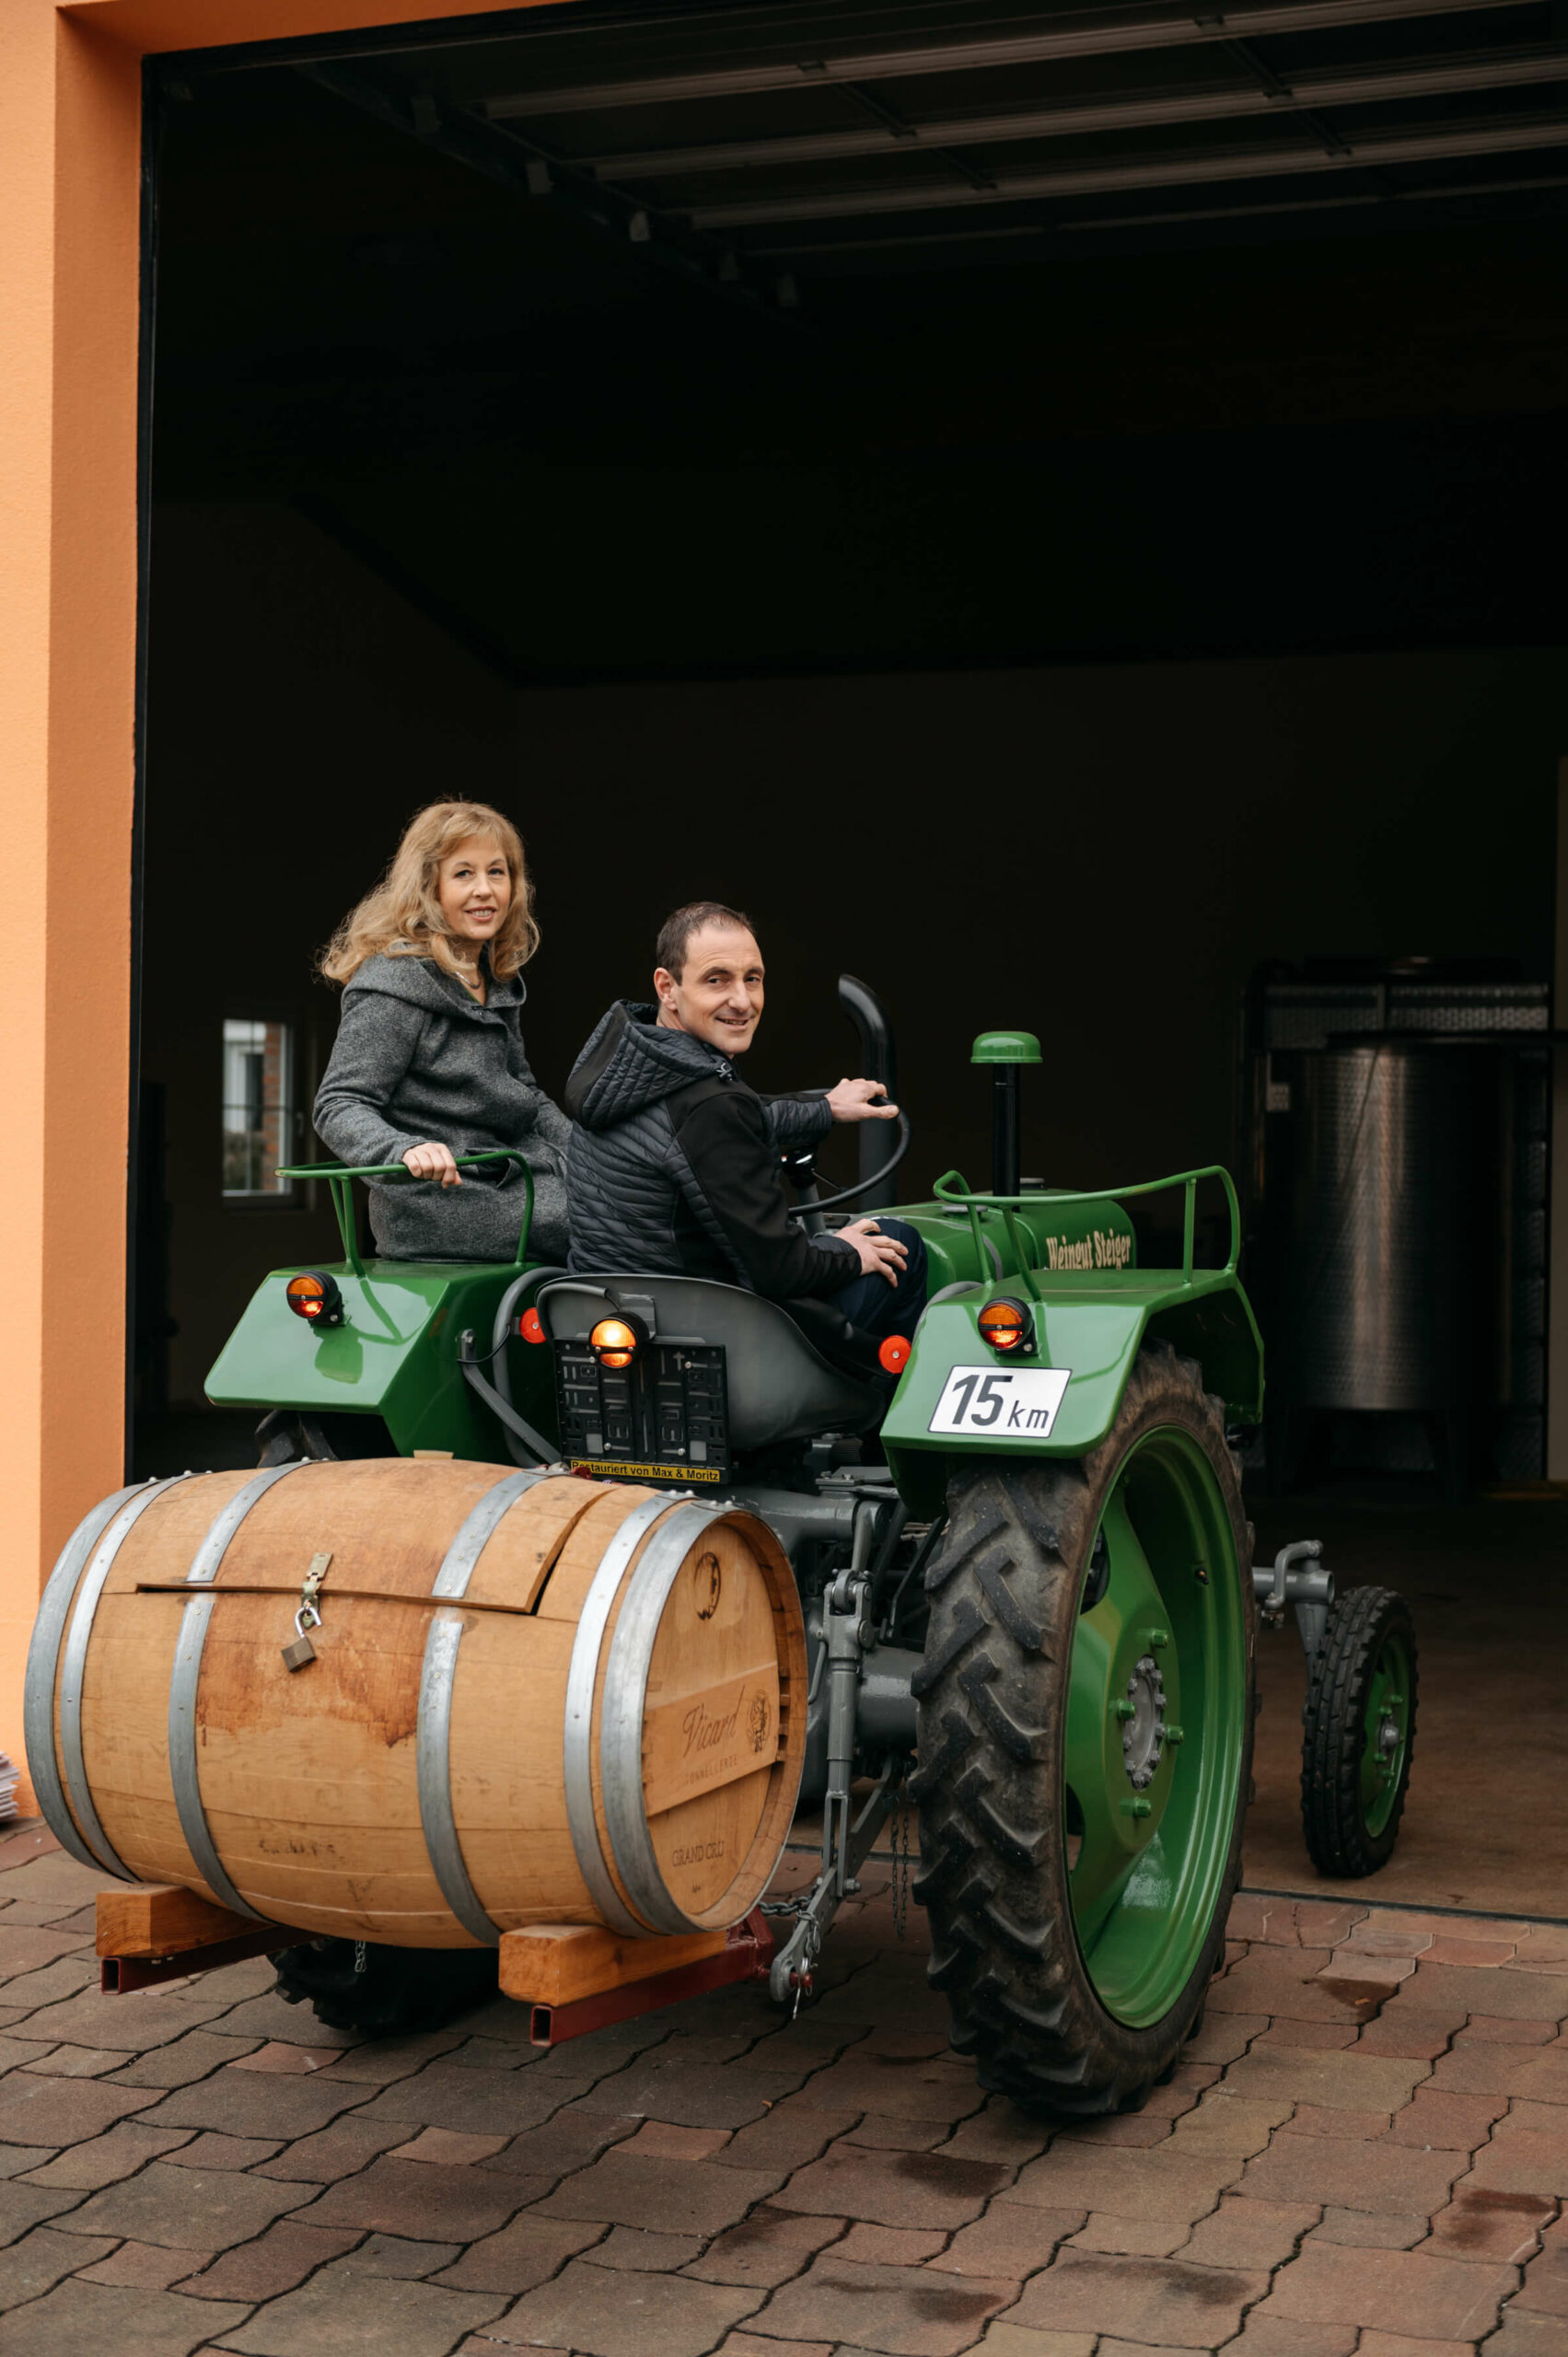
[0, 1824, 1560, 2355]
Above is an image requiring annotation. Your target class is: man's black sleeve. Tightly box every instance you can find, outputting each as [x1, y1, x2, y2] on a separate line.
[672, 1088, 860, 1300]
[761, 1094, 834, 1152]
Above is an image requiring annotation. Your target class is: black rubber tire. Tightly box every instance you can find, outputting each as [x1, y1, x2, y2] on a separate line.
[1300, 1586, 1417, 1878]
[912, 1341, 1255, 2117]
[273, 1939, 498, 2038]
[256, 1411, 397, 1468]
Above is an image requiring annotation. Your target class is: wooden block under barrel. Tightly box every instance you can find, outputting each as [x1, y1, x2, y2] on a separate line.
[97, 1884, 259, 1958]
[498, 1922, 728, 2005]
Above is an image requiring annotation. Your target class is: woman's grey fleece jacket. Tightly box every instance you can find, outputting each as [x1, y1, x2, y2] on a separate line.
[313, 951, 570, 1262]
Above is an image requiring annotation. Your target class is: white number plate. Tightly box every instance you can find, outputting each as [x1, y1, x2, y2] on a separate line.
[928, 1364, 1071, 1437]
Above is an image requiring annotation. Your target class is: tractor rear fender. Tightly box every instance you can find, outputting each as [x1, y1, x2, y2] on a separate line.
[880, 1269, 1262, 1517]
[204, 1260, 556, 1458]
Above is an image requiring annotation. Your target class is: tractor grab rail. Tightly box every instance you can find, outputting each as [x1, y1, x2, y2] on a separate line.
[275, 1151, 533, 1277]
[933, 1165, 1240, 1299]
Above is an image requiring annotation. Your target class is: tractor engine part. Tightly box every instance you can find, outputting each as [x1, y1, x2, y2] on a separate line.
[27, 1461, 807, 1949]
[798, 1596, 920, 1799]
[854, 1643, 923, 1756]
[970, 1028, 1042, 1198]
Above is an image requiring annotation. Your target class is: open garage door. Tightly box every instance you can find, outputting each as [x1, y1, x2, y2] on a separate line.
[134, 0, 1568, 1922]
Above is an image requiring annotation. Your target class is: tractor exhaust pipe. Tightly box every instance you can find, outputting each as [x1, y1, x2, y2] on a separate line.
[839, 976, 898, 1213]
[972, 1031, 1042, 1198]
[992, 1070, 1021, 1201]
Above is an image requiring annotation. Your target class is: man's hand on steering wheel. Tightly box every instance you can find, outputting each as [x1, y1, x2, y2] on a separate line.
[838, 1219, 910, 1286]
[781, 1081, 912, 1221]
[826, 1077, 900, 1123]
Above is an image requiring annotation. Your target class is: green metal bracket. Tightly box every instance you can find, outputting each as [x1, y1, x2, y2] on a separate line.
[276, 1150, 534, 1277]
[933, 1164, 1241, 1281]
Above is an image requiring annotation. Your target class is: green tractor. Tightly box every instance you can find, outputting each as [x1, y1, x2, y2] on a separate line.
[204, 981, 1416, 2113]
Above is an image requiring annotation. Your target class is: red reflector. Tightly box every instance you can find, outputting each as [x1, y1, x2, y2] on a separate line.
[518, 1307, 546, 1344]
[878, 1334, 912, 1375]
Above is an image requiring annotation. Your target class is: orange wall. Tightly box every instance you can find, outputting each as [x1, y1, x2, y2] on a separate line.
[0, 0, 565, 1807]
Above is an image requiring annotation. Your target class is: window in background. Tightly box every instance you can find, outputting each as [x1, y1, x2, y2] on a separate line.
[223, 1019, 294, 1196]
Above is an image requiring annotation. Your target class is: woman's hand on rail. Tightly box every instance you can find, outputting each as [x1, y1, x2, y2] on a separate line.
[401, 1142, 462, 1188]
[826, 1077, 900, 1123]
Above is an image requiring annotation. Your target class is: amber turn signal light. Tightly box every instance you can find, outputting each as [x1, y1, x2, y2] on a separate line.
[285, 1271, 343, 1328]
[590, 1314, 646, 1370]
[978, 1297, 1032, 1353]
[878, 1334, 912, 1375]
[518, 1306, 546, 1344]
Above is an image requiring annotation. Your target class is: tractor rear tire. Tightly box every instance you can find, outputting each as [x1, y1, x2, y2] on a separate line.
[273, 1939, 498, 2038]
[912, 1342, 1255, 2115]
[1300, 1586, 1417, 1878]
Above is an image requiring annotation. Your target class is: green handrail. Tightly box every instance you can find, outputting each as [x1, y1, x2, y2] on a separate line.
[275, 1150, 534, 1278]
[932, 1165, 1241, 1292]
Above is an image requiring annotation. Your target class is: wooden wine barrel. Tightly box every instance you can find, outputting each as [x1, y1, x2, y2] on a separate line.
[26, 1461, 807, 1947]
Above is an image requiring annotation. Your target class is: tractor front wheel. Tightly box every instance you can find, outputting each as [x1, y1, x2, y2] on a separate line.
[1300, 1586, 1417, 1878]
[913, 1341, 1255, 2114]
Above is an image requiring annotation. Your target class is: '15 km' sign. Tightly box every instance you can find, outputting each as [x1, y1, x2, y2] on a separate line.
[927, 1364, 1072, 1436]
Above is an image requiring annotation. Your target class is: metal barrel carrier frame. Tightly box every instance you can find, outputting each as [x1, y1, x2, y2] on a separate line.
[29, 981, 1417, 2113]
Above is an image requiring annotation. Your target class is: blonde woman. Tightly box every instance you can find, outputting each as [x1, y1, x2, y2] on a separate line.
[314, 801, 569, 1263]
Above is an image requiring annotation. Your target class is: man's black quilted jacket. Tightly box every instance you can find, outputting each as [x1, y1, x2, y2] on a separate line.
[563, 1000, 859, 1299]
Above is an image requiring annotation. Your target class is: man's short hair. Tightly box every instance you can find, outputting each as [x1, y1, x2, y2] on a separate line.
[656, 901, 757, 981]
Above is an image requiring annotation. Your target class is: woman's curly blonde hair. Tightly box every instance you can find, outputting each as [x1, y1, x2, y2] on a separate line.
[320, 801, 540, 985]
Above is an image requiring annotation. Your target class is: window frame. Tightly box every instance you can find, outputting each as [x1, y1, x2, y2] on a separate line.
[220, 1008, 306, 1208]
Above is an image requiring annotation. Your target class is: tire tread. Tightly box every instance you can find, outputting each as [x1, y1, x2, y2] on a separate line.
[1300, 1585, 1417, 1878]
[915, 1349, 1255, 2116]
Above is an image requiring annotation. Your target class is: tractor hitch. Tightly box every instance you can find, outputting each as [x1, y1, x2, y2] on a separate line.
[1253, 1539, 1335, 1661]
[767, 1757, 903, 2008]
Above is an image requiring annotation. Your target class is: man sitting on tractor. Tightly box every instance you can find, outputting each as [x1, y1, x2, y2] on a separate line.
[564, 902, 926, 1349]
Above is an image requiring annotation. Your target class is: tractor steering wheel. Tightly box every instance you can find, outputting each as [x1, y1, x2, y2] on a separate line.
[784, 1107, 912, 1222]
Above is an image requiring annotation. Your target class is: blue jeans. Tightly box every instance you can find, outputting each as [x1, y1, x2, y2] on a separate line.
[828, 1217, 928, 1342]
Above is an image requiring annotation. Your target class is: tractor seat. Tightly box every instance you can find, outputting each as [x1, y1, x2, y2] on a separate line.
[535, 1273, 880, 1453]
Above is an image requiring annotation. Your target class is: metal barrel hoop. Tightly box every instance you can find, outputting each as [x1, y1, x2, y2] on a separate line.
[416, 1468, 550, 1945]
[563, 1492, 690, 1938]
[31, 1477, 185, 1875]
[168, 1459, 317, 1922]
[431, 1468, 549, 1600]
[600, 1501, 726, 1934]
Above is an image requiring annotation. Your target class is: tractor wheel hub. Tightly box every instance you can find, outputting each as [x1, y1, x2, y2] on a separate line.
[1121, 1653, 1167, 1791]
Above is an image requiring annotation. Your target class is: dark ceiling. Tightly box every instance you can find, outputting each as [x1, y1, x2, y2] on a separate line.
[149, 0, 1568, 675]
[180, 0, 1568, 281]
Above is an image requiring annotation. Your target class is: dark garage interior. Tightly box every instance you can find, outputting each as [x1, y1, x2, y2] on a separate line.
[133, 0, 1568, 1912]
